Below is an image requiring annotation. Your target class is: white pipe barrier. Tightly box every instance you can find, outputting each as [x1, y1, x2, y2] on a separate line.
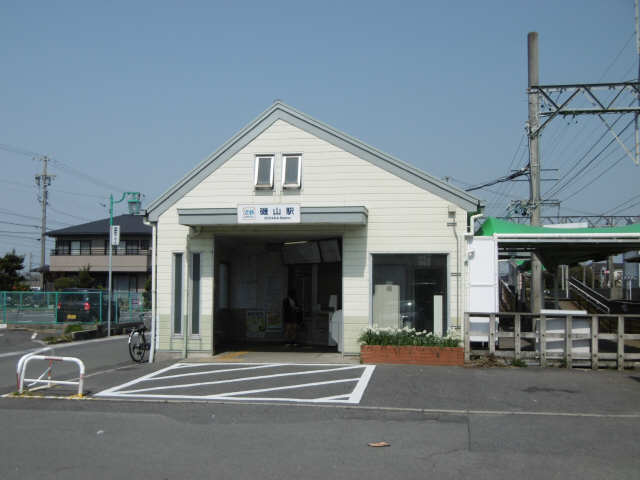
[17, 354, 85, 396]
[16, 347, 54, 388]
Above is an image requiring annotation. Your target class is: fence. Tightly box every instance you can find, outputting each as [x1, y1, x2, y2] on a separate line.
[1, 290, 150, 326]
[464, 312, 640, 370]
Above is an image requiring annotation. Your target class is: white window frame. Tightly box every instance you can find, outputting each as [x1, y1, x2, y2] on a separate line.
[282, 154, 302, 189]
[254, 155, 274, 189]
[171, 251, 185, 336]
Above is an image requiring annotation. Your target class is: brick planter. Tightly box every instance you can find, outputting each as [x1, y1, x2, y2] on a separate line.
[360, 345, 464, 366]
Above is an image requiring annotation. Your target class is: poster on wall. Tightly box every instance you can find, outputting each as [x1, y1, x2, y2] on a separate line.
[246, 310, 266, 338]
[266, 311, 282, 330]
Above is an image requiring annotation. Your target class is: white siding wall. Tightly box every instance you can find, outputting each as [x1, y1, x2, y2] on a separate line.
[155, 119, 468, 354]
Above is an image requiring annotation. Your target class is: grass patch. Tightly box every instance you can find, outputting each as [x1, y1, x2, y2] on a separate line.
[511, 358, 527, 368]
[63, 324, 86, 335]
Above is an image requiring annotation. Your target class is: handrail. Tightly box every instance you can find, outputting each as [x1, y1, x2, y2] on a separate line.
[568, 278, 610, 313]
[17, 354, 85, 396]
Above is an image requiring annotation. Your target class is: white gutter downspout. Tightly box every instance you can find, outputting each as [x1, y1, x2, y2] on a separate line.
[462, 213, 483, 342]
[143, 216, 157, 363]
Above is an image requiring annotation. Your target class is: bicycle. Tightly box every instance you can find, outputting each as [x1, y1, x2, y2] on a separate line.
[128, 325, 150, 362]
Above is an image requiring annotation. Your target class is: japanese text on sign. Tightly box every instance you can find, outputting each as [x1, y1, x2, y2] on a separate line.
[237, 204, 301, 224]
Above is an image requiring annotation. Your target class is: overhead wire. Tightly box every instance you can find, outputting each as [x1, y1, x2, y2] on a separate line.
[544, 116, 635, 200]
[598, 32, 635, 81]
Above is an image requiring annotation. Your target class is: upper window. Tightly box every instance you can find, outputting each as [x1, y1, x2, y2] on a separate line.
[282, 154, 301, 189]
[254, 155, 274, 189]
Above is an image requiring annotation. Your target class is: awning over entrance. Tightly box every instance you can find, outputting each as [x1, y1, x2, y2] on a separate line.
[476, 217, 640, 267]
[178, 206, 368, 227]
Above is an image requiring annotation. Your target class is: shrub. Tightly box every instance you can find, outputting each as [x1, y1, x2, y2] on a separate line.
[358, 327, 460, 347]
[63, 324, 86, 335]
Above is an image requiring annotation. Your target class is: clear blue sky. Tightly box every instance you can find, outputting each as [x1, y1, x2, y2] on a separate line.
[0, 0, 637, 266]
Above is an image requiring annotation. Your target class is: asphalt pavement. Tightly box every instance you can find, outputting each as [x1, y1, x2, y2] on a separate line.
[0, 329, 639, 479]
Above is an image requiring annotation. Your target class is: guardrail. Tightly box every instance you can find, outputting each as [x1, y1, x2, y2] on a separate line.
[464, 312, 640, 370]
[17, 352, 85, 396]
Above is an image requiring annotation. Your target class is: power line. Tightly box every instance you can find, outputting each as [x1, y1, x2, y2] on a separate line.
[49, 158, 128, 193]
[0, 209, 71, 226]
[561, 150, 629, 203]
[0, 143, 41, 157]
[465, 167, 529, 192]
[544, 117, 635, 199]
[47, 206, 93, 222]
[0, 142, 129, 193]
[598, 32, 635, 81]
[0, 220, 40, 229]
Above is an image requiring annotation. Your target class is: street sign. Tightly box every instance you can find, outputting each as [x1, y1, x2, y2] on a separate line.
[111, 225, 121, 246]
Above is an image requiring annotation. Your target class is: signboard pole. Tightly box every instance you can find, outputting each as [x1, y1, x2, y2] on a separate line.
[107, 194, 114, 337]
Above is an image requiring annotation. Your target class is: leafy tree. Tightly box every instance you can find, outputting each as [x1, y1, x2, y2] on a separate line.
[54, 276, 78, 290]
[77, 265, 94, 288]
[0, 251, 25, 291]
[143, 277, 151, 309]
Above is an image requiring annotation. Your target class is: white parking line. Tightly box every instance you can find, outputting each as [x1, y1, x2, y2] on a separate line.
[96, 362, 376, 404]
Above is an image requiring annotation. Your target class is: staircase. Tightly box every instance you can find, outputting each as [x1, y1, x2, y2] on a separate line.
[568, 277, 611, 314]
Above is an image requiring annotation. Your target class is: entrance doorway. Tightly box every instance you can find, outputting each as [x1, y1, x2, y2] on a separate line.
[213, 235, 342, 352]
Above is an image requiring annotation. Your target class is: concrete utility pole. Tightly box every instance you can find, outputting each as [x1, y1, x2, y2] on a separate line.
[528, 32, 543, 313]
[35, 156, 54, 290]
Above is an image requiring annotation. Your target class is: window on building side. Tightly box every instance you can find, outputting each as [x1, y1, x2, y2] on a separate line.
[191, 253, 200, 335]
[372, 254, 448, 335]
[282, 154, 301, 189]
[173, 253, 183, 335]
[254, 155, 274, 189]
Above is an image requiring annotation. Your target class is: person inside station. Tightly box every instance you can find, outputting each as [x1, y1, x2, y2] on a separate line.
[282, 289, 301, 346]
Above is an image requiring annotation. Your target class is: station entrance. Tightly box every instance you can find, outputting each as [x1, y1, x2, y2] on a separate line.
[213, 234, 342, 352]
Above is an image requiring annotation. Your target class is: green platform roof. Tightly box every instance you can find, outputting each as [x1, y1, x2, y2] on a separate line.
[476, 217, 640, 267]
[477, 217, 640, 236]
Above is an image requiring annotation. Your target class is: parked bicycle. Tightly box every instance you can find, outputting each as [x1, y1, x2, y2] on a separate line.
[128, 325, 150, 362]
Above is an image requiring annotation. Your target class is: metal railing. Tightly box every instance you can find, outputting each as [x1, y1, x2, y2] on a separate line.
[568, 277, 611, 313]
[1, 290, 149, 325]
[50, 247, 150, 256]
[464, 312, 640, 369]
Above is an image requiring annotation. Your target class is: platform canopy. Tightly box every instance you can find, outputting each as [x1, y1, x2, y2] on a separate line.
[476, 217, 640, 268]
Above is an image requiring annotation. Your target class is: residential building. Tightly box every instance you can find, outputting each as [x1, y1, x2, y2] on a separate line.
[47, 214, 151, 292]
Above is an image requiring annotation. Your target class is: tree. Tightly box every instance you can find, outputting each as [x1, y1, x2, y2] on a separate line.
[143, 277, 151, 309]
[53, 276, 78, 290]
[77, 265, 94, 288]
[0, 250, 25, 291]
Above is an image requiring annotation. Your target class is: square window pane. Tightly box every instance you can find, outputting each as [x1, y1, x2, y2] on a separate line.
[256, 157, 272, 186]
[284, 157, 299, 185]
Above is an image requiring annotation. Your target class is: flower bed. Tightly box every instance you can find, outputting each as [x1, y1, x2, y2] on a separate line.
[359, 327, 464, 366]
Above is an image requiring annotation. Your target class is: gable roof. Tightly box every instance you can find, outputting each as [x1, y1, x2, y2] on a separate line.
[47, 214, 151, 237]
[145, 101, 482, 221]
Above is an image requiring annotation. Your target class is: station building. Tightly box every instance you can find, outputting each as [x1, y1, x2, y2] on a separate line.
[144, 102, 481, 358]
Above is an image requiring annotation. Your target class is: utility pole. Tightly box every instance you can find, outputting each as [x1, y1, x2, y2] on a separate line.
[35, 156, 54, 290]
[635, 0, 639, 169]
[528, 32, 543, 313]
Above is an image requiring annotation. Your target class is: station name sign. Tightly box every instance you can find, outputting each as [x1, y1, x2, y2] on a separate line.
[237, 204, 301, 224]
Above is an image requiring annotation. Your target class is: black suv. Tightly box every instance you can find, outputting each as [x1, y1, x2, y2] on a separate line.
[56, 289, 118, 323]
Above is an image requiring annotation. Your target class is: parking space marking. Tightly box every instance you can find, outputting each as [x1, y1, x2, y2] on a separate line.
[96, 362, 376, 404]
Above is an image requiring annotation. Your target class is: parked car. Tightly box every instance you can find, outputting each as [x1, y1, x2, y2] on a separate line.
[56, 289, 118, 323]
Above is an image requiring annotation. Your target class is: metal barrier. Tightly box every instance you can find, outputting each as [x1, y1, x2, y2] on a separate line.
[1, 290, 150, 326]
[17, 352, 85, 396]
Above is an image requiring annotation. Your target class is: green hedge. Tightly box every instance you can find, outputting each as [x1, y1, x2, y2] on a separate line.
[358, 327, 460, 347]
